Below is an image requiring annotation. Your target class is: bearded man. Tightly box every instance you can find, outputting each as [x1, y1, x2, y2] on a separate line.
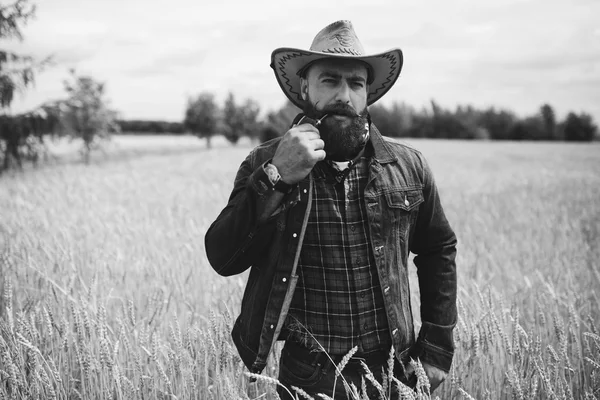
[205, 20, 457, 399]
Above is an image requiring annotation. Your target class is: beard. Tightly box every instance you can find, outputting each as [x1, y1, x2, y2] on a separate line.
[303, 100, 369, 161]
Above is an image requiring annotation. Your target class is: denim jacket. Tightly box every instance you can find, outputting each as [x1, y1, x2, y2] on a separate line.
[205, 124, 457, 375]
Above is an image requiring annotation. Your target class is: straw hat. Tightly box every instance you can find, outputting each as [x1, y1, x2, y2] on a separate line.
[270, 20, 403, 109]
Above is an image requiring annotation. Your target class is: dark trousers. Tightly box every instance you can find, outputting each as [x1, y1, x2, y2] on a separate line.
[276, 341, 416, 400]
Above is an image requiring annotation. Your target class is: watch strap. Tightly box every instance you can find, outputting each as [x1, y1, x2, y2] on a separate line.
[274, 177, 294, 194]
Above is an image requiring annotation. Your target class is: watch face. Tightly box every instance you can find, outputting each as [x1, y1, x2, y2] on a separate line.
[265, 163, 280, 185]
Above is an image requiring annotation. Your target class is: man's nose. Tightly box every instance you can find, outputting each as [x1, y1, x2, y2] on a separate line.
[335, 81, 351, 104]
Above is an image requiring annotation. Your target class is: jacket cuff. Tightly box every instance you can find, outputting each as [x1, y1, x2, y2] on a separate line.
[409, 321, 455, 373]
[249, 160, 277, 194]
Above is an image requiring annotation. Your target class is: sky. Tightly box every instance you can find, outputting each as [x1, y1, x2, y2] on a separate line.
[6, 0, 600, 123]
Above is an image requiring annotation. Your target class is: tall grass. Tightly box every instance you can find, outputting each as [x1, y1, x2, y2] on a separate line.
[1, 137, 599, 398]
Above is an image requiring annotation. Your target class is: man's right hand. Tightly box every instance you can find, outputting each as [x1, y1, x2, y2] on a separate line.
[271, 123, 326, 184]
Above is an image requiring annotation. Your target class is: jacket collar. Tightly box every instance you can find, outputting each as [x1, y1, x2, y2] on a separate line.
[291, 113, 398, 164]
[368, 123, 397, 164]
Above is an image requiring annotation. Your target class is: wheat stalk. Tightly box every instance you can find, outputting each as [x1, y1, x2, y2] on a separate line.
[505, 366, 523, 400]
[289, 385, 315, 400]
[409, 358, 431, 397]
[458, 387, 476, 400]
[316, 394, 334, 400]
[244, 372, 296, 399]
[359, 360, 386, 399]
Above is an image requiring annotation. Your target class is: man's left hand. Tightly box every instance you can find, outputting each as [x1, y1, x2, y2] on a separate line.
[422, 362, 446, 391]
[405, 361, 447, 392]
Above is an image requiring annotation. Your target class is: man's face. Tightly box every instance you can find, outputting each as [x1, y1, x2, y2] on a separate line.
[300, 58, 370, 161]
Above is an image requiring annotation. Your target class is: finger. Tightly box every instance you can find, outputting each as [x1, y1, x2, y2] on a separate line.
[295, 123, 320, 133]
[313, 149, 326, 161]
[310, 139, 325, 150]
[299, 130, 321, 141]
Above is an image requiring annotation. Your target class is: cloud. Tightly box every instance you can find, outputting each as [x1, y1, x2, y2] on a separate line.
[50, 47, 97, 65]
[123, 50, 206, 78]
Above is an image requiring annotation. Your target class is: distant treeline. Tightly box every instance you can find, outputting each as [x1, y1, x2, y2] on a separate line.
[117, 120, 185, 135]
[370, 101, 597, 141]
[117, 97, 598, 143]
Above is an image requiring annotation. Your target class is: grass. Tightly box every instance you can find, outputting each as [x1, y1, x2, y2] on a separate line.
[1, 135, 599, 399]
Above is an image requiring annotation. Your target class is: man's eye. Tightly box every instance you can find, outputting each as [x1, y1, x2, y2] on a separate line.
[351, 82, 364, 88]
[322, 79, 336, 84]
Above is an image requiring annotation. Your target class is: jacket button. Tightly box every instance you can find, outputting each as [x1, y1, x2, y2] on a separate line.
[404, 198, 410, 207]
[293, 233, 297, 238]
[392, 328, 398, 336]
[375, 245, 383, 252]
[384, 286, 390, 293]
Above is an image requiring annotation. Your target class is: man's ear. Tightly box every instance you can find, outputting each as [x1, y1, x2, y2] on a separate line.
[300, 79, 308, 101]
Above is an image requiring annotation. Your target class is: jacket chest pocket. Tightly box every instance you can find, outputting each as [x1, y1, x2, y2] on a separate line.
[382, 188, 424, 229]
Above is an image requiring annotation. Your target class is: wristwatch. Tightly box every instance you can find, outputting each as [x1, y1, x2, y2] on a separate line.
[264, 162, 294, 193]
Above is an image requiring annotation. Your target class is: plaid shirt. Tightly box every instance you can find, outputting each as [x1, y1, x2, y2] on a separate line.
[285, 152, 392, 356]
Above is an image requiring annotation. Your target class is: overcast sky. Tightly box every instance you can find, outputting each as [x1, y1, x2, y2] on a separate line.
[7, 0, 600, 123]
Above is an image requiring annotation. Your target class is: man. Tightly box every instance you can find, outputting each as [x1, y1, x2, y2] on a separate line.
[205, 20, 457, 399]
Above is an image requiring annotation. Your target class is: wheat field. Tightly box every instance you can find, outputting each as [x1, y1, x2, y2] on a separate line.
[1, 135, 599, 399]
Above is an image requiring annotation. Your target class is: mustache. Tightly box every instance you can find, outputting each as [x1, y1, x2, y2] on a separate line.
[319, 103, 360, 118]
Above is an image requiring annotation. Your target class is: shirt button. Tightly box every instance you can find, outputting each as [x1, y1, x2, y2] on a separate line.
[282, 277, 287, 283]
[361, 292, 365, 298]
[363, 323, 368, 331]
[270, 325, 274, 329]
[303, 189, 307, 193]
[293, 233, 297, 238]
[350, 226, 356, 232]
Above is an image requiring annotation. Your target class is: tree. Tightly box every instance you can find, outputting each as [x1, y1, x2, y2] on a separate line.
[479, 108, 516, 140]
[0, 0, 52, 171]
[454, 105, 489, 140]
[0, 0, 50, 109]
[563, 112, 597, 142]
[508, 116, 545, 141]
[416, 100, 479, 139]
[540, 104, 557, 140]
[241, 98, 261, 141]
[184, 92, 219, 148]
[221, 92, 260, 144]
[261, 100, 300, 143]
[61, 70, 120, 164]
[369, 101, 414, 138]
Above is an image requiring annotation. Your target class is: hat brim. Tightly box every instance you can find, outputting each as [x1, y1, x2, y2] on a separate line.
[271, 47, 403, 110]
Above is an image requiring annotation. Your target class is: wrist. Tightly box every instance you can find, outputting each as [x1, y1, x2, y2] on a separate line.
[264, 161, 294, 194]
[270, 159, 287, 181]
